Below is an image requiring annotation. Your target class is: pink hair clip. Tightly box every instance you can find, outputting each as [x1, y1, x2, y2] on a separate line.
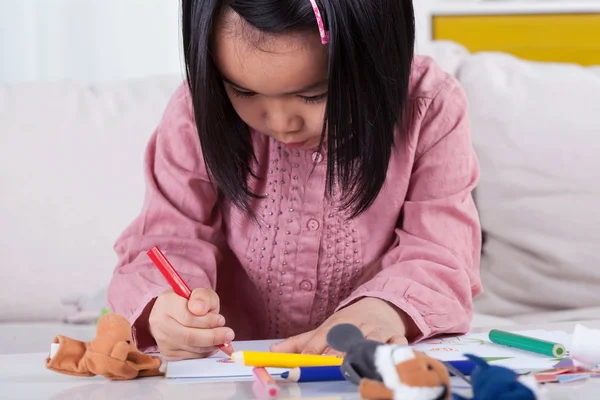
[308, 0, 329, 44]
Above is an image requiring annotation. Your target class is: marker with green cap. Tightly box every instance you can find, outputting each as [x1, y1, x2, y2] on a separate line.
[489, 329, 566, 358]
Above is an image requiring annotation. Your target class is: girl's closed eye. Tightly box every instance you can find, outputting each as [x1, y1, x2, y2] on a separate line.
[300, 92, 328, 104]
[229, 86, 257, 99]
[229, 85, 327, 105]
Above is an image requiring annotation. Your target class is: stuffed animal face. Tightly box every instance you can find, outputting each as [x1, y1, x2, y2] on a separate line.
[374, 345, 449, 400]
[327, 324, 450, 400]
[90, 313, 136, 354]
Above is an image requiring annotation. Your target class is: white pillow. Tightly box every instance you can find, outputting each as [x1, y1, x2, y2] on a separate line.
[0, 75, 182, 322]
[429, 40, 471, 77]
[458, 53, 600, 320]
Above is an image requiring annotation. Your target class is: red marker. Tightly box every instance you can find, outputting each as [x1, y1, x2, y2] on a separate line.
[146, 246, 234, 357]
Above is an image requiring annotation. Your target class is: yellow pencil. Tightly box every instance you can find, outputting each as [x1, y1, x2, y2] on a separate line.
[231, 351, 343, 368]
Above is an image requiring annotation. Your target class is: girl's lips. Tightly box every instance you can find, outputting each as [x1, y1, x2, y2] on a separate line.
[284, 140, 308, 149]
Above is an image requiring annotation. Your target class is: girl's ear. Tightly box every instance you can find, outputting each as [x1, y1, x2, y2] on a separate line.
[327, 324, 365, 353]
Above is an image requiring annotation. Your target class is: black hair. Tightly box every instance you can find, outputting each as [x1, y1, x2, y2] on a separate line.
[182, 0, 415, 219]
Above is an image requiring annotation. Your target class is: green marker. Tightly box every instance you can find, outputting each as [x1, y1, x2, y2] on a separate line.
[489, 329, 566, 358]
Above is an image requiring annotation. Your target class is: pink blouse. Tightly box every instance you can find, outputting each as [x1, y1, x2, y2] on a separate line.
[107, 55, 482, 352]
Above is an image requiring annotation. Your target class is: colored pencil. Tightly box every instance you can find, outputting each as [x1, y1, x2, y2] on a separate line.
[489, 329, 566, 358]
[253, 367, 279, 399]
[146, 246, 234, 357]
[232, 351, 343, 368]
[278, 360, 479, 383]
[445, 360, 476, 376]
[281, 366, 345, 382]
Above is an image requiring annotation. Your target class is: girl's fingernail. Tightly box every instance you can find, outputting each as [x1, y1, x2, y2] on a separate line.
[218, 316, 226, 326]
[225, 330, 235, 341]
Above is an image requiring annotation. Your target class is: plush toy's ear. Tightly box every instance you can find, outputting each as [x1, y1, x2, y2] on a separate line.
[327, 324, 365, 353]
[464, 354, 489, 369]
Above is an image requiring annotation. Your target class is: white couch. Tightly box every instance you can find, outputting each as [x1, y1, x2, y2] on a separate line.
[2, 41, 599, 354]
[0, 75, 184, 353]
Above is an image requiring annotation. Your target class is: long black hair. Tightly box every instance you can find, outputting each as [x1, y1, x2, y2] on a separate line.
[182, 0, 415, 219]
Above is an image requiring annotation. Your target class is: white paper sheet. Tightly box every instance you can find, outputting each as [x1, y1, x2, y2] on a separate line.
[412, 330, 573, 372]
[165, 330, 573, 380]
[571, 324, 600, 367]
[165, 339, 286, 379]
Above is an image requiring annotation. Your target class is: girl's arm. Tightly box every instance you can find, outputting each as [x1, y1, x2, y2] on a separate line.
[336, 77, 483, 342]
[107, 84, 222, 351]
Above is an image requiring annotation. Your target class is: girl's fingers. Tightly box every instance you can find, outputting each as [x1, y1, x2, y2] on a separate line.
[363, 330, 408, 346]
[178, 324, 235, 349]
[189, 288, 220, 315]
[171, 309, 226, 329]
[299, 327, 332, 355]
[364, 329, 390, 345]
[270, 330, 315, 354]
[323, 346, 344, 357]
[156, 320, 235, 353]
[388, 334, 409, 345]
[160, 348, 218, 361]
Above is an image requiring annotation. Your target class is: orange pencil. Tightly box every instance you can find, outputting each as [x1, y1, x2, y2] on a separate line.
[253, 367, 279, 399]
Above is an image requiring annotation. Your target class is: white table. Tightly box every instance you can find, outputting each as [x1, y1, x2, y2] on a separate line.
[2, 321, 600, 400]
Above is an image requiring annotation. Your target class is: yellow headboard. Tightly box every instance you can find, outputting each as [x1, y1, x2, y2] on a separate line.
[431, 4, 600, 66]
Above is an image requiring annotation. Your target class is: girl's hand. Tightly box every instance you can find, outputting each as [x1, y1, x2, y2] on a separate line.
[270, 298, 411, 355]
[149, 288, 235, 361]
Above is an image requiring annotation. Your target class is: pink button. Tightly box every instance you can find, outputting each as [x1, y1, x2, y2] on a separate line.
[307, 219, 320, 231]
[312, 152, 323, 163]
[300, 280, 313, 292]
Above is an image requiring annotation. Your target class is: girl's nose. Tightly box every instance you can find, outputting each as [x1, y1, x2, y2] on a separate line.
[265, 104, 303, 136]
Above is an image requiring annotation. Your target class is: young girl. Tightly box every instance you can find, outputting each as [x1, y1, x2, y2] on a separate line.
[108, 0, 482, 361]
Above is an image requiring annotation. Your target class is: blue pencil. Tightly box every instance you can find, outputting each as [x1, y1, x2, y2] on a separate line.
[280, 360, 476, 383]
[445, 360, 476, 376]
[281, 366, 345, 382]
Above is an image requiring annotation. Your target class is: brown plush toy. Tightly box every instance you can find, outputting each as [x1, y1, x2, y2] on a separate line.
[46, 313, 164, 380]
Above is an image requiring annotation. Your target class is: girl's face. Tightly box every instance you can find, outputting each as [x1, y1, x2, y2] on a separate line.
[214, 12, 328, 151]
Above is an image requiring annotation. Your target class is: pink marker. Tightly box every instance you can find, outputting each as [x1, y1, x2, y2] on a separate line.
[253, 367, 279, 399]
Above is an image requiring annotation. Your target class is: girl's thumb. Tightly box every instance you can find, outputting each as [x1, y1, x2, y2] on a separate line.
[188, 300, 208, 315]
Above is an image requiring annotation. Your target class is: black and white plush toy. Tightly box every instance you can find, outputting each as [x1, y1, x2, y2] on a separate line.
[326, 323, 451, 400]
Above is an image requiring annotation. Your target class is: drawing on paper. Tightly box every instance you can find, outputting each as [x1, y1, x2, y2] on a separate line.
[421, 336, 485, 346]
[427, 347, 461, 353]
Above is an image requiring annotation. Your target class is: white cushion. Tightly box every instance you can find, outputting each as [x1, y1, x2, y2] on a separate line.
[429, 40, 471, 77]
[470, 313, 516, 329]
[458, 53, 600, 319]
[0, 76, 182, 322]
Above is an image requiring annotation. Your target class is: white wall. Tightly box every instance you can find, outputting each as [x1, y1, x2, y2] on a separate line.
[0, 0, 184, 83]
[415, 0, 435, 56]
[0, 0, 433, 83]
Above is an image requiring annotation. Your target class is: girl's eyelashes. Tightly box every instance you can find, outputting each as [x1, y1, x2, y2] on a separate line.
[229, 86, 256, 98]
[300, 93, 328, 104]
[229, 85, 327, 105]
